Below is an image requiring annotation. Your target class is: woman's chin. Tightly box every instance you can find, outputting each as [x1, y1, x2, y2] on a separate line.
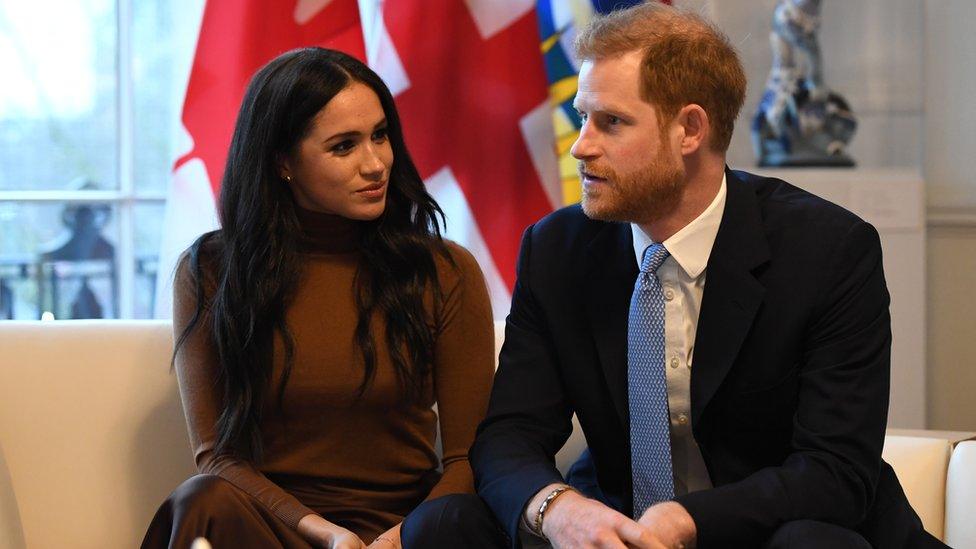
[345, 200, 387, 222]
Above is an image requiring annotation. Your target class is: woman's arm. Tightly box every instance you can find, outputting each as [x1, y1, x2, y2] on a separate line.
[298, 515, 367, 549]
[424, 243, 496, 500]
[173, 256, 361, 548]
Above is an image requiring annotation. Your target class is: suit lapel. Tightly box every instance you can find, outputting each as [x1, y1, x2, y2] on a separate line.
[691, 169, 770, 431]
[583, 222, 637, 426]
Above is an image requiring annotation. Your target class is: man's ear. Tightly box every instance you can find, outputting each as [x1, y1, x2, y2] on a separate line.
[677, 104, 709, 156]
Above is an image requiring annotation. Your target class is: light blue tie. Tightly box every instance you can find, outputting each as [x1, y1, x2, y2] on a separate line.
[628, 242, 674, 517]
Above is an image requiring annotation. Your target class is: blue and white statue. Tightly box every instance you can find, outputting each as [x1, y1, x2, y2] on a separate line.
[752, 0, 857, 167]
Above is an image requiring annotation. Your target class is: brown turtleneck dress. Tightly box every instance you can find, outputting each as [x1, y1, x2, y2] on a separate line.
[142, 208, 495, 547]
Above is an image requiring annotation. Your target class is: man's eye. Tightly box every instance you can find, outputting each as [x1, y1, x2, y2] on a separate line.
[607, 115, 621, 125]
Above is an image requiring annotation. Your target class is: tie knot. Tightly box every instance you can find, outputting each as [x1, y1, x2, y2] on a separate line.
[640, 243, 670, 274]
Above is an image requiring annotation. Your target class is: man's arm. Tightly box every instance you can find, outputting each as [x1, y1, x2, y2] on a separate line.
[470, 224, 576, 546]
[674, 221, 891, 546]
[525, 483, 693, 549]
[471, 224, 684, 549]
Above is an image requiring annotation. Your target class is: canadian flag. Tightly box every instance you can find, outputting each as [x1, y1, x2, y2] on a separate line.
[155, 0, 559, 319]
[155, 0, 367, 317]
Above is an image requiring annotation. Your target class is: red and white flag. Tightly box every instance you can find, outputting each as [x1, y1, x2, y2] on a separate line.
[361, 0, 560, 317]
[156, 0, 560, 319]
[155, 0, 366, 317]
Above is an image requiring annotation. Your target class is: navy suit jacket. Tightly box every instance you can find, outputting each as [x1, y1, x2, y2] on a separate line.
[470, 169, 929, 547]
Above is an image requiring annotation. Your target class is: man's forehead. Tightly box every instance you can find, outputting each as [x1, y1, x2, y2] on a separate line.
[575, 53, 644, 109]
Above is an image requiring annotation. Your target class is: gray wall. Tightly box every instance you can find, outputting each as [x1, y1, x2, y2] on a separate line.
[678, 0, 974, 429]
[923, 0, 976, 430]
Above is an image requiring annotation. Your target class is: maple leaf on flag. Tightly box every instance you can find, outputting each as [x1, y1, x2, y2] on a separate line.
[155, 0, 365, 318]
[176, 0, 365, 197]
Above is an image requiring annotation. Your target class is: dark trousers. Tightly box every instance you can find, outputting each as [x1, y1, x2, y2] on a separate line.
[402, 494, 509, 549]
[399, 493, 943, 549]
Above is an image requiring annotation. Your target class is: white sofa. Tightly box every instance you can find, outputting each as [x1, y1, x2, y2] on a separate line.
[0, 321, 972, 548]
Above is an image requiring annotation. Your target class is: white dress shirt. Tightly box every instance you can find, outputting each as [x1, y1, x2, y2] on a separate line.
[630, 174, 727, 496]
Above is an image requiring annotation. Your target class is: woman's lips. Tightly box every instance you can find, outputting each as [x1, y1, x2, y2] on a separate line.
[356, 181, 386, 199]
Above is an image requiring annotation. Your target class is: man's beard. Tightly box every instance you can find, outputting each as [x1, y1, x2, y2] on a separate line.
[580, 146, 686, 225]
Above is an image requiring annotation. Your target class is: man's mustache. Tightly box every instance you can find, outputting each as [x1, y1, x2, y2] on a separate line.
[578, 163, 615, 180]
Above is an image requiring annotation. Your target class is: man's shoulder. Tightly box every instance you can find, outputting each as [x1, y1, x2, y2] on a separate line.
[732, 169, 868, 237]
[528, 203, 620, 247]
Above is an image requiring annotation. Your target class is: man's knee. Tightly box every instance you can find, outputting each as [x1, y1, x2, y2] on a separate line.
[402, 494, 506, 549]
[765, 520, 871, 549]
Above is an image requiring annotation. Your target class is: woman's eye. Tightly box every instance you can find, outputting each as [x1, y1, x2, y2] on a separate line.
[331, 140, 354, 153]
[372, 127, 389, 141]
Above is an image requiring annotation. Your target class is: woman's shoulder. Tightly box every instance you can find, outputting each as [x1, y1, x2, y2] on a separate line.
[436, 239, 482, 276]
[174, 231, 223, 296]
[433, 239, 490, 294]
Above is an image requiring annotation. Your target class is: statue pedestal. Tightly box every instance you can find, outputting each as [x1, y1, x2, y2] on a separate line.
[754, 168, 927, 428]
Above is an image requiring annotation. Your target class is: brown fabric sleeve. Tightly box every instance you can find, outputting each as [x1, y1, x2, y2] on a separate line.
[172, 254, 315, 530]
[424, 242, 496, 501]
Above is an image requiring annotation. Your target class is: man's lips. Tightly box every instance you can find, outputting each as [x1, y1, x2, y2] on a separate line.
[580, 171, 609, 183]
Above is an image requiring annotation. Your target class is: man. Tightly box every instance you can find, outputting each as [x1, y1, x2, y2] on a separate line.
[400, 3, 940, 548]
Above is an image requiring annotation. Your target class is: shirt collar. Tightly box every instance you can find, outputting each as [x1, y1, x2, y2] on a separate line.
[631, 174, 727, 279]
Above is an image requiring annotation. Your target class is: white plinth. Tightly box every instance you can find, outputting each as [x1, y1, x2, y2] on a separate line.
[755, 168, 927, 428]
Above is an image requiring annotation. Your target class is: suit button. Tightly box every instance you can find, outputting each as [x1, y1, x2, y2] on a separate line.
[678, 414, 688, 425]
[664, 289, 675, 301]
[670, 357, 679, 369]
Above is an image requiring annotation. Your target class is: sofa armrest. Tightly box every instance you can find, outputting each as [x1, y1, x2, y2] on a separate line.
[0, 441, 26, 549]
[945, 441, 976, 549]
[881, 435, 951, 540]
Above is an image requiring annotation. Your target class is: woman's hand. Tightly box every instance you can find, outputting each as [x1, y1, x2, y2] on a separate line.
[367, 523, 402, 549]
[297, 514, 367, 549]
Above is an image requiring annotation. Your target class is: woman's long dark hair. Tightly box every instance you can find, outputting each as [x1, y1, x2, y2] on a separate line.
[175, 48, 450, 462]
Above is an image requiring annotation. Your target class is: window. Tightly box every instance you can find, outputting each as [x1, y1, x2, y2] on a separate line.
[0, 0, 200, 319]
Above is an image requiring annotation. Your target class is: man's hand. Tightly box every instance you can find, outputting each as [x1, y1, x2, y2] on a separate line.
[637, 502, 697, 548]
[527, 484, 655, 548]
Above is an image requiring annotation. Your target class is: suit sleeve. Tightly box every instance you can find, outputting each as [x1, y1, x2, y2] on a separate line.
[469, 224, 575, 548]
[674, 221, 892, 547]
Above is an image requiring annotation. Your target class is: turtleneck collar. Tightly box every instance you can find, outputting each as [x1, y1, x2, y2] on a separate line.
[294, 205, 364, 254]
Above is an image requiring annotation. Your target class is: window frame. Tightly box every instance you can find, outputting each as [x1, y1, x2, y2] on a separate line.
[0, 0, 168, 319]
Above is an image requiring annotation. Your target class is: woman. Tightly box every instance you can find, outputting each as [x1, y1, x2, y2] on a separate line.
[142, 48, 495, 549]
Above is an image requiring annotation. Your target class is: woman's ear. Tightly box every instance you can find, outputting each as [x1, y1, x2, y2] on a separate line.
[277, 153, 292, 182]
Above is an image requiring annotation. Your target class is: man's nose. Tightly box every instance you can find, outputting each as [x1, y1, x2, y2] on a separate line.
[570, 120, 599, 160]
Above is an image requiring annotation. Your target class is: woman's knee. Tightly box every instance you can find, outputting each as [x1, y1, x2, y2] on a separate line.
[169, 474, 240, 515]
